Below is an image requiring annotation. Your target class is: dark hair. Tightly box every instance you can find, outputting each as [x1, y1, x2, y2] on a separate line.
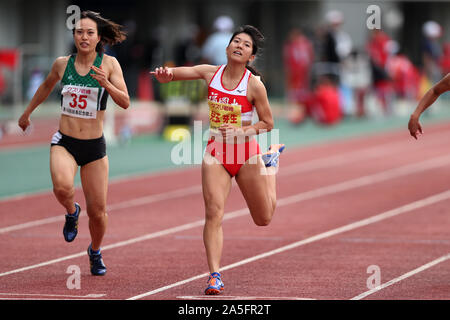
[74, 11, 127, 54]
[228, 25, 265, 79]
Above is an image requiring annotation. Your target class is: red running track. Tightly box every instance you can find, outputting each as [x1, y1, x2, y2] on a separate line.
[1, 122, 450, 300]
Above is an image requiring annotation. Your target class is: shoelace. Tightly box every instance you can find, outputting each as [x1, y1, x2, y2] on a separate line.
[65, 214, 78, 228]
[89, 252, 105, 269]
[262, 152, 280, 167]
[208, 274, 222, 285]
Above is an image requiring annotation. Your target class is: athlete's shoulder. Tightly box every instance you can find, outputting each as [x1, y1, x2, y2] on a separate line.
[53, 55, 71, 68]
[102, 53, 117, 62]
[104, 54, 125, 66]
[101, 54, 122, 70]
[194, 64, 220, 73]
[51, 56, 71, 79]
[192, 64, 221, 83]
[248, 73, 266, 92]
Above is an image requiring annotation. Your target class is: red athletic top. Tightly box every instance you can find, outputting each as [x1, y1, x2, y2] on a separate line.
[207, 65, 254, 129]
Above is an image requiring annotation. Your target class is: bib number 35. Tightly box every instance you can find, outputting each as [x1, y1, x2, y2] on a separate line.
[69, 94, 88, 109]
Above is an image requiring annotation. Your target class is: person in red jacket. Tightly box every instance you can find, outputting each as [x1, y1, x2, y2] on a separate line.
[366, 29, 394, 114]
[303, 75, 342, 125]
[440, 43, 450, 76]
[283, 27, 314, 123]
[0, 49, 20, 97]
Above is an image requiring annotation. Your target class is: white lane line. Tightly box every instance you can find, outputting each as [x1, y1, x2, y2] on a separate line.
[1, 152, 450, 279]
[0, 165, 195, 203]
[127, 189, 450, 300]
[0, 134, 446, 235]
[0, 218, 207, 278]
[0, 298, 104, 300]
[0, 185, 202, 234]
[2, 123, 450, 204]
[351, 253, 450, 300]
[176, 295, 315, 300]
[0, 292, 106, 299]
[0, 216, 65, 234]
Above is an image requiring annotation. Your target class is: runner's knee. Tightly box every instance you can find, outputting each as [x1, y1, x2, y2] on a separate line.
[251, 200, 275, 226]
[53, 184, 74, 200]
[86, 202, 107, 220]
[204, 201, 224, 223]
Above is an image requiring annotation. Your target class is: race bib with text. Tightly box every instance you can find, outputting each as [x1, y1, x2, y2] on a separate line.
[208, 100, 242, 129]
[61, 85, 100, 119]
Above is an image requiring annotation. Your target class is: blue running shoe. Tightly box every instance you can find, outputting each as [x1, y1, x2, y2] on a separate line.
[205, 272, 224, 295]
[63, 203, 80, 242]
[87, 244, 107, 276]
[262, 144, 285, 167]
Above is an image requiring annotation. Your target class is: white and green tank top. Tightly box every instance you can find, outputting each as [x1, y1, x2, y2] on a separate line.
[60, 53, 108, 119]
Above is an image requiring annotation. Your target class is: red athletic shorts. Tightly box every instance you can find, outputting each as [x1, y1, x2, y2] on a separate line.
[205, 138, 261, 177]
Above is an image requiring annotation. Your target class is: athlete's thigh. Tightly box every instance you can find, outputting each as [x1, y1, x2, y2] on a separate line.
[50, 146, 78, 187]
[235, 155, 272, 216]
[202, 153, 232, 215]
[80, 156, 109, 209]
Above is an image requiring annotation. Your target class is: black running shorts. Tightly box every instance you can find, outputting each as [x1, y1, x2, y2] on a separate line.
[51, 131, 106, 166]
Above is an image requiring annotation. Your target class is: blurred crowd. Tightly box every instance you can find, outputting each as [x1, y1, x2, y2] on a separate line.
[1, 11, 450, 131]
[108, 12, 450, 128]
[284, 10, 450, 126]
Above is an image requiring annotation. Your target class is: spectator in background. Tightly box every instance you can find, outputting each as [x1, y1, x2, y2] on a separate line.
[116, 19, 140, 97]
[385, 41, 420, 101]
[174, 24, 202, 66]
[283, 27, 314, 124]
[314, 11, 352, 120]
[366, 29, 394, 115]
[0, 67, 5, 98]
[321, 10, 352, 83]
[421, 21, 442, 85]
[439, 43, 450, 76]
[290, 74, 342, 126]
[304, 75, 342, 125]
[0, 49, 20, 100]
[201, 16, 234, 65]
[340, 50, 371, 117]
[27, 69, 45, 101]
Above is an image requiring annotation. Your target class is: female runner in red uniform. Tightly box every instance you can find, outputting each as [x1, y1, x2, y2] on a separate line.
[152, 25, 284, 294]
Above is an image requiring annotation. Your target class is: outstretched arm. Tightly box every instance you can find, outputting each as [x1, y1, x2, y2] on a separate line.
[150, 64, 217, 83]
[408, 73, 450, 139]
[18, 57, 66, 131]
